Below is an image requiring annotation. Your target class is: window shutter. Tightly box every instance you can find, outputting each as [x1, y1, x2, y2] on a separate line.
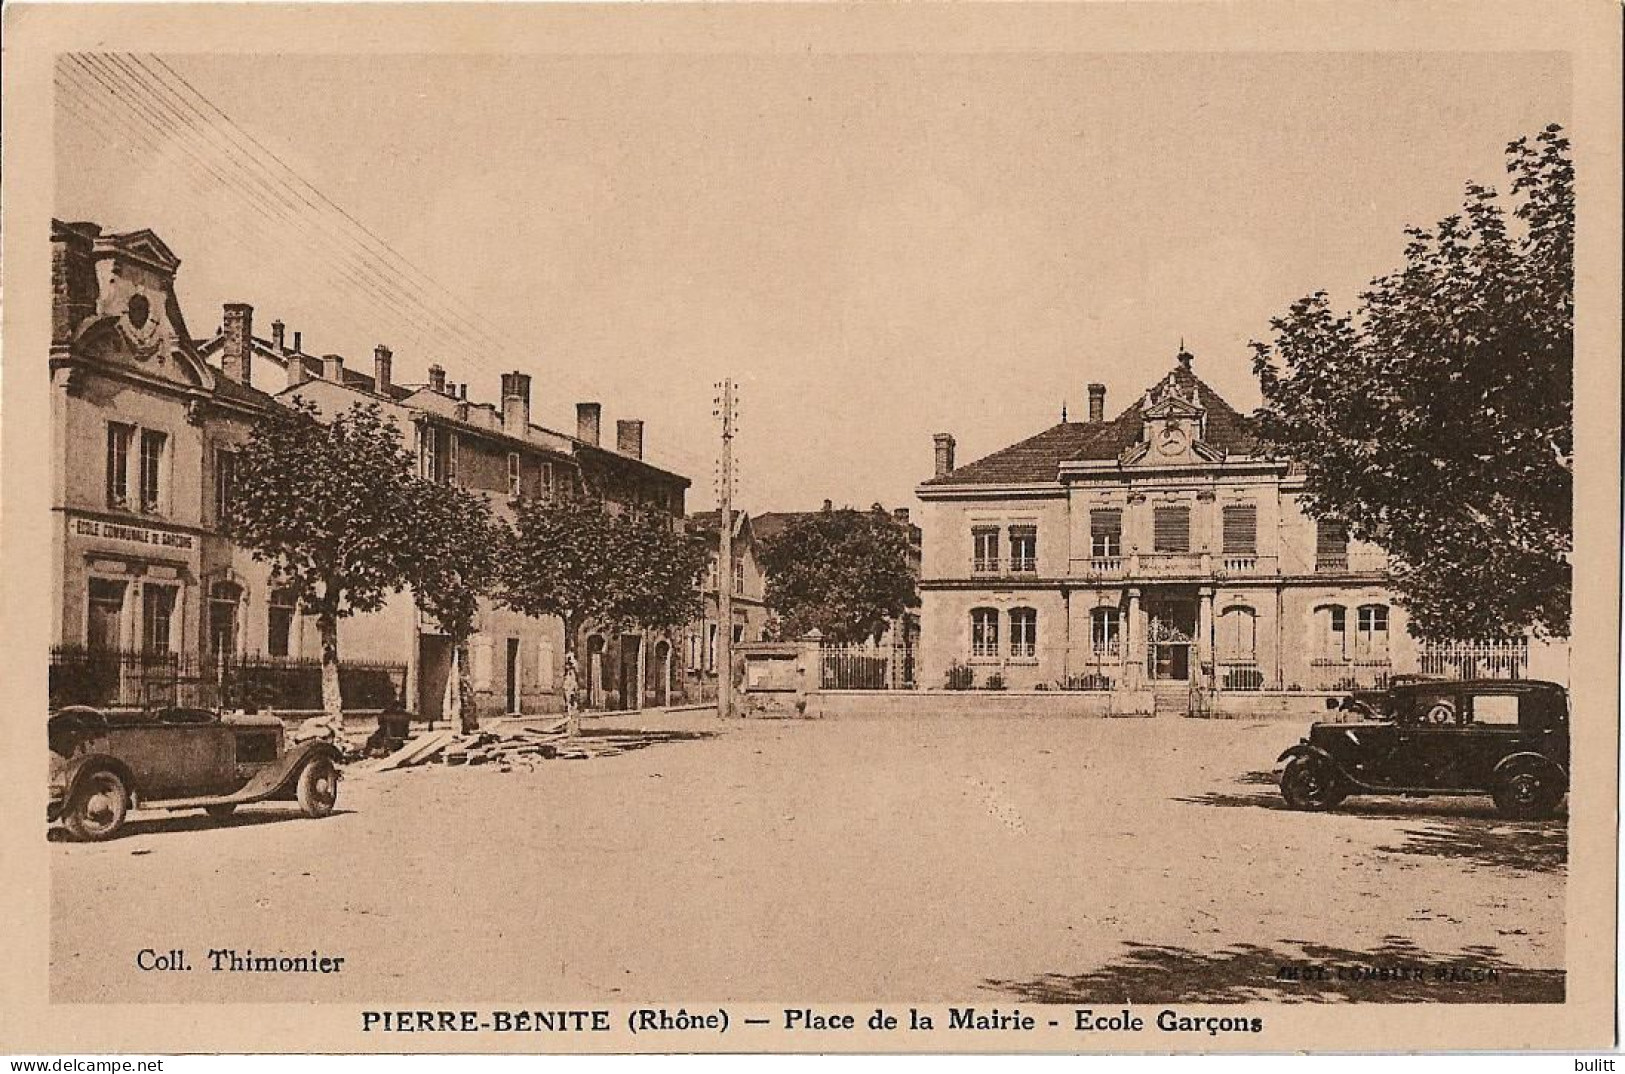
[1222, 505, 1257, 554]
[1090, 510, 1122, 540]
[1316, 519, 1349, 556]
[1152, 506, 1190, 553]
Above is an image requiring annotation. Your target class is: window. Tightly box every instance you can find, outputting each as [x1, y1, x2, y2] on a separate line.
[970, 608, 1000, 658]
[215, 448, 238, 523]
[141, 584, 177, 654]
[267, 587, 297, 658]
[139, 429, 166, 512]
[1467, 694, 1521, 727]
[1089, 510, 1122, 558]
[1355, 604, 1389, 657]
[1009, 527, 1037, 573]
[733, 558, 745, 595]
[1217, 606, 1257, 660]
[972, 527, 1000, 572]
[540, 461, 555, 498]
[105, 423, 134, 508]
[209, 581, 242, 659]
[1316, 605, 1347, 659]
[1009, 608, 1037, 659]
[507, 453, 521, 498]
[732, 623, 745, 644]
[706, 623, 718, 671]
[87, 577, 127, 651]
[1316, 518, 1349, 570]
[1090, 606, 1120, 655]
[1222, 505, 1257, 555]
[420, 426, 439, 482]
[1152, 506, 1190, 553]
[445, 432, 459, 486]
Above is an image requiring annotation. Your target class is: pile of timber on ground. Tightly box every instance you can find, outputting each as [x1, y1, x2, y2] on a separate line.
[369, 720, 700, 772]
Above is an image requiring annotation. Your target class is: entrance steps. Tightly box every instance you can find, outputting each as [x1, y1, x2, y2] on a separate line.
[1151, 683, 1191, 717]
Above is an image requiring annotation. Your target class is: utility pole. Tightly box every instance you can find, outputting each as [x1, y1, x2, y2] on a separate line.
[716, 379, 736, 719]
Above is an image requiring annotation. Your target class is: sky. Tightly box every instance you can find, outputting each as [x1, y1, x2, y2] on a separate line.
[55, 50, 1570, 513]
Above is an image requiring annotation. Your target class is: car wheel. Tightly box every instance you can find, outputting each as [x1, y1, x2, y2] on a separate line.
[204, 803, 237, 818]
[1493, 766, 1564, 820]
[296, 756, 339, 819]
[1280, 755, 1347, 811]
[63, 770, 130, 841]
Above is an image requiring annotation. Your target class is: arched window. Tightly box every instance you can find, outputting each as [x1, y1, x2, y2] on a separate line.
[1314, 604, 1347, 659]
[1218, 606, 1256, 660]
[1090, 607, 1120, 655]
[1355, 604, 1390, 657]
[970, 608, 1000, 658]
[1009, 608, 1038, 659]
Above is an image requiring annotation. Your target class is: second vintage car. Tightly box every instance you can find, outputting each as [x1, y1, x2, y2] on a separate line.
[49, 705, 344, 841]
[1278, 679, 1569, 819]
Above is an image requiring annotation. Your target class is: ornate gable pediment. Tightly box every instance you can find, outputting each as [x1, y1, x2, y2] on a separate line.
[1121, 370, 1224, 466]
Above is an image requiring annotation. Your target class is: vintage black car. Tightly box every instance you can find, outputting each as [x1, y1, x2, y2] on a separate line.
[1278, 679, 1569, 819]
[49, 706, 343, 841]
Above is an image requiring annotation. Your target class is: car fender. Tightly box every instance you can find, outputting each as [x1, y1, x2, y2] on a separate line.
[1278, 742, 1334, 765]
[60, 753, 139, 807]
[261, 740, 344, 799]
[1492, 751, 1568, 788]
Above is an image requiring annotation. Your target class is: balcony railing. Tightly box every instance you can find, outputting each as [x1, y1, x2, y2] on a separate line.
[1009, 556, 1037, 574]
[1218, 661, 1265, 691]
[1316, 550, 1387, 574]
[971, 557, 1039, 577]
[1137, 552, 1207, 578]
[972, 557, 1001, 574]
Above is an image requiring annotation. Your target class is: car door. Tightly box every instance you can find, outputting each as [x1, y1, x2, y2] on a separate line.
[142, 720, 237, 799]
[1457, 690, 1525, 789]
[1392, 687, 1468, 788]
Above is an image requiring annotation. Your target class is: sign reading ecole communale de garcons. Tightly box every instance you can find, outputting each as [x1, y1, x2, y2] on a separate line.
[73, 517, 195, 550]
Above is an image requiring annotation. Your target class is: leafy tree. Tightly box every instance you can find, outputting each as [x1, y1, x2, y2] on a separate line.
[409, 479, 506, 734]
[500, 495, 705, 732]
[1251, 125, 1572, 641]
[757, 506, 920, 643]
[226, 398, 424, 722]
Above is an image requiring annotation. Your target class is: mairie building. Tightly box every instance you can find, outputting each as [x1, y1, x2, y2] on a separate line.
[915, 348, 1563, 716]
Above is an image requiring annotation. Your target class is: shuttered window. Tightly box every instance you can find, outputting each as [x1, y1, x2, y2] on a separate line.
[1152, 506, 1190, 553]
[1089, 510, 1122, 557]
[1316, 518, 1349, 556]
[1221, 504, 1257, 554]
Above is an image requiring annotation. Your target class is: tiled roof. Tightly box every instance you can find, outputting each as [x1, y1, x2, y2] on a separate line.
[922, 358, 1259, 486]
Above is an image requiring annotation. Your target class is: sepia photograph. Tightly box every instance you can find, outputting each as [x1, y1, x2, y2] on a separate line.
[2, 0, 1620, 1057]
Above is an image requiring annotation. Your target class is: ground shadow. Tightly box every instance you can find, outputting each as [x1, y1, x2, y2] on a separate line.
[48, 806, 356, 843]
[1176, 769, 1567, 874]
[986, 936, 1563, 1005]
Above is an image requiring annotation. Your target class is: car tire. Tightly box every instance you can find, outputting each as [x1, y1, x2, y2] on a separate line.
[1493, 766, 1564, 820]
[1280, 755, 1347, 811]
[296, 756, 339, 819]
[204, 803, 237, 818]
[62, 769, 130, 841]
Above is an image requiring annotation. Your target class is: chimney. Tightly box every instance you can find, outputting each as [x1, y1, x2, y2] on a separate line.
[428, 363, 447, 394]
[501, 371, 532, 434]
[287, 354, 308, 390]
[823, 498, 834, 512]
[322, 353, 344, 382]
[459, 384, 468, 401]
[616, 419, 644, 460]
[221, 303, 254, 386]
[373, 345, 392, 395]
[1088, 383, 1106, 423]
[271, 320, 286, 352]
[51, 220, 101, 345]
[576, 402, 602, 446]
[933, 432, 956, 477]
[893, 507, 910, 525]
[292, 330, 302, 354]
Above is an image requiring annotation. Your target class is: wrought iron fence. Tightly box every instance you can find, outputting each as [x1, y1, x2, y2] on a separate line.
[49, 645, 407, 712]
[1217, 661, 1265, 691]
[1419, 639, 1529, 681]
[819, 643, 916, 690]
[1307, 659, 1393, 692]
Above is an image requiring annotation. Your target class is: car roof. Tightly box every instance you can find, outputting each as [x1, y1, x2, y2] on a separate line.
[1391, 679, 1565, 694]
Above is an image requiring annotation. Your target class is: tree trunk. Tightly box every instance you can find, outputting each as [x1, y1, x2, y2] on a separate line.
[562, 614, 582, 739]
[454, 633, 478, 735]
[316, 607, 344, 731]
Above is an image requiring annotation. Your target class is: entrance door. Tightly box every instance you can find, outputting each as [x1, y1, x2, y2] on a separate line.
[1146, 598, 1198, 682]
[586, 635, 606, 710]
[1152, 643, 1190, 681]
[620, 635, 643, 711]
[418, 635, 453, 726]
[653, 640, 671, 707]
[505, 637, 521, 714]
